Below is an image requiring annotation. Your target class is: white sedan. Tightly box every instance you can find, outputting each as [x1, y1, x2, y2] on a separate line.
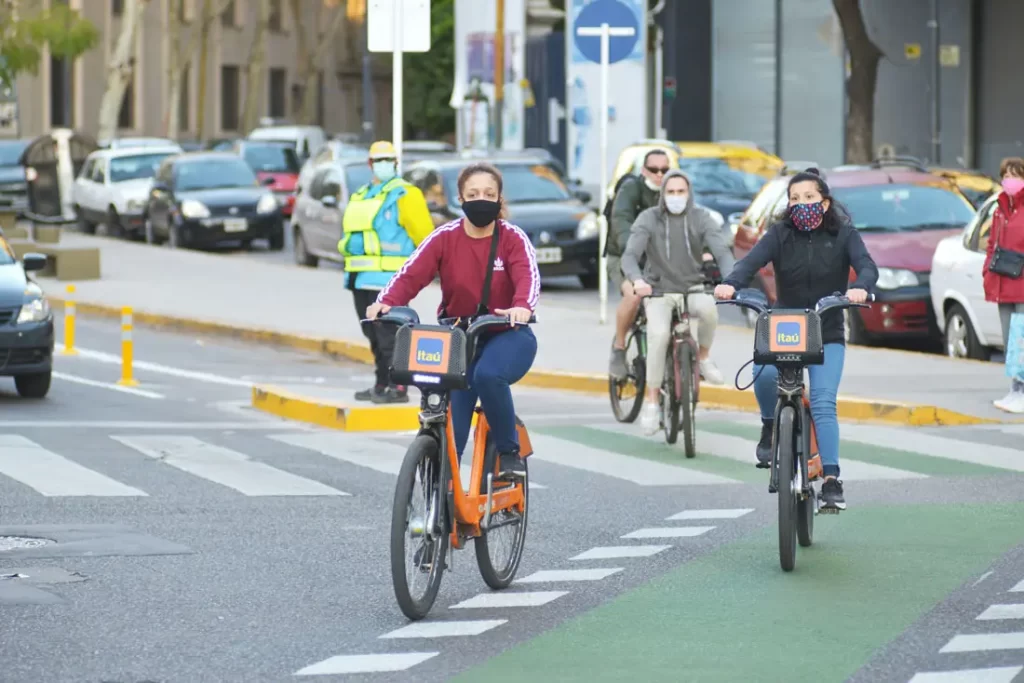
[930, 192, 1004, 360]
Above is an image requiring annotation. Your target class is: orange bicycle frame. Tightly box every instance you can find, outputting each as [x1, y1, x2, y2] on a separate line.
[442, 407, 530, 549]
[802, 395, 822, 480]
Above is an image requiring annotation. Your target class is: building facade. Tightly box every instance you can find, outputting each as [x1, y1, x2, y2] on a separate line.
[4, 0, 394, 142]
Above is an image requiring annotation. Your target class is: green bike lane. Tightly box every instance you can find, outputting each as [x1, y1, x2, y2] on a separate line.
[445, 420, 1024, 683]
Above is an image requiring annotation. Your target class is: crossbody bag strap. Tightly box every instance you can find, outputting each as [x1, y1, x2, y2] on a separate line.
[475, 221, 502, 317]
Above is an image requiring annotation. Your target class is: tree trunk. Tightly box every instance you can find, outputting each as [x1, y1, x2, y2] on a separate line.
[96, 0, 149, 142]
[833, 0, 883, 163]
[196, 0, 215, 141]
[165, 0, 183, 138]
[240, 0, 271, 134]
[290, 0, 345, 125]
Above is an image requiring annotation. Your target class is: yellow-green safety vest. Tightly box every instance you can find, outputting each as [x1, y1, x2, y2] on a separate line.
[339, 178, 410, 273]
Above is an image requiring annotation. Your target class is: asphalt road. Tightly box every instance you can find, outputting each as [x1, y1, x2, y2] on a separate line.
[1, 313, 1023, 681]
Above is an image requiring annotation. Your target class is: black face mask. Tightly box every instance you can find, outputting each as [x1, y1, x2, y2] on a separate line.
[461, 199, 501, 227]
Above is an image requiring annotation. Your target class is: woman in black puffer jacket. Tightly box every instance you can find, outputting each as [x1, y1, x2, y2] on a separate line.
[714, 168, 879, 512]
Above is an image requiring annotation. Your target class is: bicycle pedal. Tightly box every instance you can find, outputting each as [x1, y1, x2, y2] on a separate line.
[818, 506, 841, 515]
[755, 461, 770, 469]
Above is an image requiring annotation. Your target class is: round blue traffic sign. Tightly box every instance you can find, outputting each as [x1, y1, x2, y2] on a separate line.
[573, 0, 641, 65]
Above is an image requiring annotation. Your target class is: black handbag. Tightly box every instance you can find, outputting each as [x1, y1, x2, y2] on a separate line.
[989, 210, 1024, 279]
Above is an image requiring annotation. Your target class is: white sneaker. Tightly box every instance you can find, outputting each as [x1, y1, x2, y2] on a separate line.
[699, 359, 725, 386]
[641, 402, 660, 436]
[994, 391, 1017, 411]
[996, 392, 1024, 414]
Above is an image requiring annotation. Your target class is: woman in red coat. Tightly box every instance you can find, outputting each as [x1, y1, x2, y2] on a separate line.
[984, 157, 1024, 413]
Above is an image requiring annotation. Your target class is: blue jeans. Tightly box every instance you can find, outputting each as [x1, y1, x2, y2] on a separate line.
[450, 326, 537, 461]
[753, 343, 846, 478]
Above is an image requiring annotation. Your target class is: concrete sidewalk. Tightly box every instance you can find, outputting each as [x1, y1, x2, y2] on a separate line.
[37, 233, 1022, 426]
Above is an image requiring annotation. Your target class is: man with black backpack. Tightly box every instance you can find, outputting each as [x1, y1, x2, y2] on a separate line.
[608, 148, 672, 378]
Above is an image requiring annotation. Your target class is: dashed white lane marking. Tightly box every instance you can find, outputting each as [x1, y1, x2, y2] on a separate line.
[621, 526, 715, 539]
[0, 435, 148, 497]
[53, 371, 166, 399]
[379, 620, 507, 639]
[294, 652, 440, 675]
[56, 344, 252, 387]
[977, 604, 1024, 620]
[939, 632, 1024, 653]
[570, 545, 671, 560]
[1008, 578, 1024, 593]
[450, 591, 568, 609]
[666, 508, 754, 520]
[516, 568, 623, 583]
[973, 571, 994, 587]
[908, 666, 1024, 682]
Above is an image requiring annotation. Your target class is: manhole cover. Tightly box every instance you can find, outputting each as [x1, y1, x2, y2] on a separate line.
[0, 536, 55, 552]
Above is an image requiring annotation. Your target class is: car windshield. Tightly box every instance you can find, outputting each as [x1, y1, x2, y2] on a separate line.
[109, 153, 173, 183]
[678, 158, 767, 198]
[344, 164, 373, 192]
[832, 184, 976, 232]
[0, 141, 29, 167]
[174, 158, 258, 191]
[959, 187, 994, 209]
[242, 144, 300, 173]
[442, 162, 571, 204]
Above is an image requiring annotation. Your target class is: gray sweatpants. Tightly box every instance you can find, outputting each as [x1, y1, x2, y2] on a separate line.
[1000, 302, 1024, 391]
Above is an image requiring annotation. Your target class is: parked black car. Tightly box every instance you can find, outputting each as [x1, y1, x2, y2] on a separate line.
[0, 139, 30, 211]
[403, 154, 599, 288]
[0, 246, 53, 397]
[143, 152, 284, 250]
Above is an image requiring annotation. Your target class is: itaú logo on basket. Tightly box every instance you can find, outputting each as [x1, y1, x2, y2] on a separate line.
[775, 321, 802, 346]
[415, 337, 444, 365]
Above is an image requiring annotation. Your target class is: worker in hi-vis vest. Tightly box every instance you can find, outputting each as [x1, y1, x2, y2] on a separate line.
[339, 140, 433, 404]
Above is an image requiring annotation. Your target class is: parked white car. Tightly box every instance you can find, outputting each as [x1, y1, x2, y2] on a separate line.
[72, 145, 182, 238]
[930, 192, 1004, 359]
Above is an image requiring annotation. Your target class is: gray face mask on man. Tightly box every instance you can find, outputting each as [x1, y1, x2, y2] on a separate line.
[665, 194, 688, 215]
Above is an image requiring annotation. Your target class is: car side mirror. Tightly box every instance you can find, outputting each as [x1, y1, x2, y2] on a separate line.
[321, 194, 338, 207]
[22, 253, 46, 272]
[262, 176, 276, 186]
[573, 189, 592, 203]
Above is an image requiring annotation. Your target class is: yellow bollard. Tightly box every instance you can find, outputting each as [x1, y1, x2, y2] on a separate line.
[61, 284, 78, 355]
[117, 306, 139, 387]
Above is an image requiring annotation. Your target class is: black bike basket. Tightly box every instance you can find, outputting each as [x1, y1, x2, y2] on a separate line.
[390, 323, 471, 390]
[752, 310, 825, 366]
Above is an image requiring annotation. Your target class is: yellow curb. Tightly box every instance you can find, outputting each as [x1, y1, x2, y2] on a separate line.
[50, 295, 1016, 428]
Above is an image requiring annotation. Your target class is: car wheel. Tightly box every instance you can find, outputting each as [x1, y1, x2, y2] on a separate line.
[268, 228, 285, 251]
[844, 309, 872, 346]
[75, 206, 95, 234]
[15, 371, 51, 399]
[944, 303, 990, 361]
[579, 273, 599, 289]
[294, 228, 318, 267]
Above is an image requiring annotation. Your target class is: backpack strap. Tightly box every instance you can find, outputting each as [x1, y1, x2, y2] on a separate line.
[475, 221, 502, 317]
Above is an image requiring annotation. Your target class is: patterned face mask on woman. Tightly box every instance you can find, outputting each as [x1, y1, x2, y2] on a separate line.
[790, 201, 825, 231]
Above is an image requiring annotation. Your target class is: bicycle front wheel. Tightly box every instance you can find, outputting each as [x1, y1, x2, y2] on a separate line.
[679, 343, 697, 458]
[663, 345, 681, 444]
[609, 326, 645, 423]
[390, 434, 449, 620]
[777, 405, 798, 572]
[475, 439, 529, 589]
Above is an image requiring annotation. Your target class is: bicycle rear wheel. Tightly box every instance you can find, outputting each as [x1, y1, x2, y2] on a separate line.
[679, 343, 697, 459]
[390, 434, 449, 620]
[797, 403, 816, 547]
[475, 438, 529, 589]
[776, 405, 798, 572]
[609, 326, 645, 423]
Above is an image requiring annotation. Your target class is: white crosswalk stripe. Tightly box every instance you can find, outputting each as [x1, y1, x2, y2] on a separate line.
[908, 667, 1024, 683]
[0, 434, 147, 497]
[111, 435, 348, 497]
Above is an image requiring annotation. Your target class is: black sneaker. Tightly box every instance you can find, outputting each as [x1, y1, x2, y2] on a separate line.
[355, 385, 384, 402]
[819, 478, 846, 512]
[756, 419, 773, 468]
[498, 448, 526, 479]
[371, 385, 410, 404]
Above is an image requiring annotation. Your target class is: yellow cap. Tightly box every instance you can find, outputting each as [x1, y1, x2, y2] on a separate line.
[368, 140, 397, 160]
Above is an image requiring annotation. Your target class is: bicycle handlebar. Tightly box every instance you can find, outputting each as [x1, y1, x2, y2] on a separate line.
[714, 288, 875, 316]
[361, 306, 536, 339]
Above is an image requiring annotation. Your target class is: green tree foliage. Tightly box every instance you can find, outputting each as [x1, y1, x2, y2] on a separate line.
[0, 2, 99, 88]
[402, 0, 454, 139]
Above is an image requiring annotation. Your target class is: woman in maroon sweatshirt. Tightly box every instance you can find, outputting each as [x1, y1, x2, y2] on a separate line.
[366, 163, 541, 477]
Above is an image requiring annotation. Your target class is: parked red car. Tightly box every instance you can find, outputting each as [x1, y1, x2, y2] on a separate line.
[731, 162, 977, 344]
[230, 140, 300, 217]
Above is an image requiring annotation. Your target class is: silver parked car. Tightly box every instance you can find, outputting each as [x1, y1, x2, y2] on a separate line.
[291, 159, 372, 267]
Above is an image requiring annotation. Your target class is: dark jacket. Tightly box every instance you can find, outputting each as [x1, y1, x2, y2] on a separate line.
[723, 216, 879, 345]
[608, 175, 661, 257]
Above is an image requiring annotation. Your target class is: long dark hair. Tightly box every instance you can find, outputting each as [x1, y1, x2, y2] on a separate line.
[779, 167, 850, 234]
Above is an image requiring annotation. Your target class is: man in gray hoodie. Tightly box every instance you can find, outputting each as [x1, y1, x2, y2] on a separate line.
[621, 168, 736, 434]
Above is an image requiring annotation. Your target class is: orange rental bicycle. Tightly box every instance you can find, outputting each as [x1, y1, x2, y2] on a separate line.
[365, 307, 535, 621]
